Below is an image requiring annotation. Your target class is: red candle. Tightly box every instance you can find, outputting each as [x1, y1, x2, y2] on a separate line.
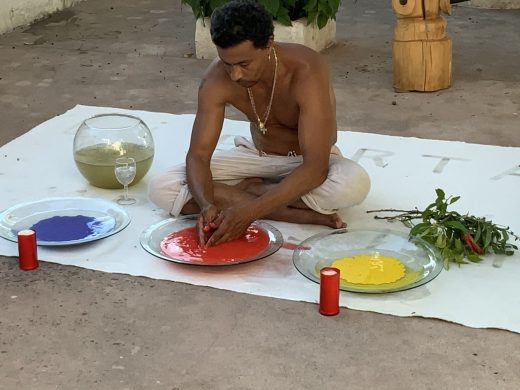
[319, 267, 340, 316]
[17, 230, 39, 271]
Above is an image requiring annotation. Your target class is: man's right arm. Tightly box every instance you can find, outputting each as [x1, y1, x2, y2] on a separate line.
[185, 70, 227, 233]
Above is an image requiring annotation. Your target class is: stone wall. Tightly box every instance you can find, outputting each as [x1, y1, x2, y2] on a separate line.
[0, 0, 84, 34]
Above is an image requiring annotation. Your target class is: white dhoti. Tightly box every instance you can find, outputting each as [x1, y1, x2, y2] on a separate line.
[148, 136, 371, 217]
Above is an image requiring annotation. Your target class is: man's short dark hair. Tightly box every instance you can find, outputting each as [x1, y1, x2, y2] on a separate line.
[210, 0, 274, 49]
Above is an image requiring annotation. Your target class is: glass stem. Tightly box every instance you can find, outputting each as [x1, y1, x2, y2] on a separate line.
[124, 184, 129, 200]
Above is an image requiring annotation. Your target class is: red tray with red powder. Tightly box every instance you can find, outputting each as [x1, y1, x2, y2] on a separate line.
[140, 215, 283, 266]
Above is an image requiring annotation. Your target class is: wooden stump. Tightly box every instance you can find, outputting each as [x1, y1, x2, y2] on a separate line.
[392, 0, 452, 92]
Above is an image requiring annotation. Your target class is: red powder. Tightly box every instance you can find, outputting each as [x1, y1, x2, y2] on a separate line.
[160, 225, 270, 264]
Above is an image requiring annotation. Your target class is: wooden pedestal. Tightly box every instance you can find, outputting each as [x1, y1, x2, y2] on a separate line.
[392, 0, 452, 92]
[393, 33, 452, 92]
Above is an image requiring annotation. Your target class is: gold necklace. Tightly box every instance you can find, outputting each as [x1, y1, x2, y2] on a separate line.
[247, 46, 278, 135]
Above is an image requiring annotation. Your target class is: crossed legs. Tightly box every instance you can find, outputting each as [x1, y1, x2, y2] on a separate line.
[181, 178, 346, 229]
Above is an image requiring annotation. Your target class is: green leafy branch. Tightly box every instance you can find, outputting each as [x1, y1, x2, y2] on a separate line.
[367, 189, 519, 269]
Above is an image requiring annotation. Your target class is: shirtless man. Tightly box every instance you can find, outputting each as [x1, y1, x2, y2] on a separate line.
[148, 0, 370, 246]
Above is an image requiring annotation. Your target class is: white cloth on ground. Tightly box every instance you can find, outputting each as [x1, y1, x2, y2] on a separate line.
[148, 136, 371, 217]
[2, 106, 520, 332]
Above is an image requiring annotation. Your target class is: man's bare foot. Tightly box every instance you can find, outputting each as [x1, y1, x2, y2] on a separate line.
[266, 206, 346, 229]
[307, 212, 346, 229]
[331, 213, 347, 229]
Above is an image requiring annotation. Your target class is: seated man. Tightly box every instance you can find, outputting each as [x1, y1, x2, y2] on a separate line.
[149, 0, 370, 246]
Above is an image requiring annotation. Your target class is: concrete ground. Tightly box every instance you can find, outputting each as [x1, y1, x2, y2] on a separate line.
[0, 1, 519, 389]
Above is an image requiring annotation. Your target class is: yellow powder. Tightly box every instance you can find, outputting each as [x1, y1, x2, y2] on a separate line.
[331, 254, 406, 285]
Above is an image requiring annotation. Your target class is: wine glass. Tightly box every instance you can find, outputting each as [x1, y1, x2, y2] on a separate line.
[114, 157, 137, 205]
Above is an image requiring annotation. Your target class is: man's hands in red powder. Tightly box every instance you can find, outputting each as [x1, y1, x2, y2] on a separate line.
[198, 204, 254, 247]
[197, 204, 220, 246]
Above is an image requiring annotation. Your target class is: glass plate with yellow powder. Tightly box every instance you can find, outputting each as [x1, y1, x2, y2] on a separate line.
[293, 229, 442, 293]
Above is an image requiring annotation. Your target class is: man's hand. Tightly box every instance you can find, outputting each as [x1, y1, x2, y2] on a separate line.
[205, 206, 254, 247]
[197, 204, 220, 246]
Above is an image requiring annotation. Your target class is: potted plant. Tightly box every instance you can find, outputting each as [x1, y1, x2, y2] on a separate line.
[181, 0, 341, 58]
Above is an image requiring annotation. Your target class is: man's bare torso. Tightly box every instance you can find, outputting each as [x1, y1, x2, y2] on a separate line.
[208, 43, 337, 156]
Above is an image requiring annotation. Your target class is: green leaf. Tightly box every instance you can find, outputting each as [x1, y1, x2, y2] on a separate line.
[435, 234, 446, 249]
[327, 0, 341, 14]
[303, 0, 318, 13]
[475, 222, 482, 242]
[467, 252, 483, 262]
[454, 238, 463, 250]
[410, 222, 431, 237]
[402, 220, 413, 228]
[454, 249, 465, 261]
[448, 196, 460, 204]
[316, 11, 329, 28]
[422, 209, 433, 222]
[501, 230, 509, 246]
[435, 188, 445, 201]
[275, 7, 292, 26]
[318, 0, 333, 15]
[438, 202, 447, 215]
[261, 0, 281, 17]
[443, 220, 469, 233]
[484, 228, 493, 248]
[306, 12, 317, 25]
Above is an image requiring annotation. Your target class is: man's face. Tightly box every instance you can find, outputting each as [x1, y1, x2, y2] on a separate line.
[217, 40, 270, 88]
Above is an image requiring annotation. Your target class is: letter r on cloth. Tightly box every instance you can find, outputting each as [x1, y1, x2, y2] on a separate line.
[351, 149, 394, 168]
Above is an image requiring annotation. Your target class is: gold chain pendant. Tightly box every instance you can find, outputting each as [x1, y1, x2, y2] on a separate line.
[247, 47, 278, 137]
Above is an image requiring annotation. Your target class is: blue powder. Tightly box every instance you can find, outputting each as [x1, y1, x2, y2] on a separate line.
[30, 215, 114, 242]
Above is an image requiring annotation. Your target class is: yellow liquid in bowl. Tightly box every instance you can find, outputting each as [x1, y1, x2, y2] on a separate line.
[74, 142, 153, 189]
[331, 254, 406, 285]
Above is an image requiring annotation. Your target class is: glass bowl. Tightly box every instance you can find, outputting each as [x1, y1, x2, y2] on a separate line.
[293, 228, 443, 293]
[73, 113, 154, 189]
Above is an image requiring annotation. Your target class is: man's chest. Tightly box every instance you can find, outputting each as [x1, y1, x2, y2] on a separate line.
[229, 82, 299, 129]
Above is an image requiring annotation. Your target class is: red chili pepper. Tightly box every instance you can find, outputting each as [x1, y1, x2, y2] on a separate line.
[463, 233, 484, 254]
